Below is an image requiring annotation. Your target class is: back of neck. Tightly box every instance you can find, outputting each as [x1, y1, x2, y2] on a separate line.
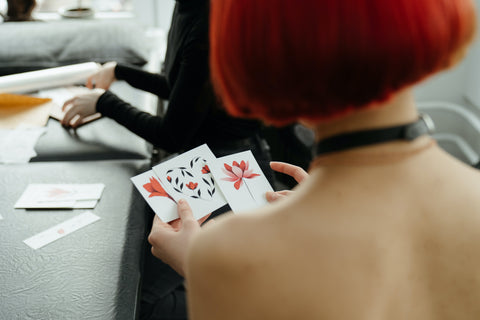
[313, 88, 418, 142]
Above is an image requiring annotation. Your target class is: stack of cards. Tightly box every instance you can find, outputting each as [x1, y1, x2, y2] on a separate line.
[14, 184, 105, 209]
[131, 144, 274, 222]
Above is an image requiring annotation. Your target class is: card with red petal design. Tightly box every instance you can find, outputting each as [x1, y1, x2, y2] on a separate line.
[130, 170, 178, 222]
[208, 150, 274, 213]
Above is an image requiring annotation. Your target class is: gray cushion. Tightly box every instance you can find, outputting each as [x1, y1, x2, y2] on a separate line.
[31, 117, 152, 162]
[0, 20, 150, 75]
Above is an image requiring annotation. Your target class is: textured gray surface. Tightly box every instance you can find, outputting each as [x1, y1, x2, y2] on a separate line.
[0, 160, 150, 320]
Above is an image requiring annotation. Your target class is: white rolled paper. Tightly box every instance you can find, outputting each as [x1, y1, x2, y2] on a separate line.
[0, 62, 101, 94]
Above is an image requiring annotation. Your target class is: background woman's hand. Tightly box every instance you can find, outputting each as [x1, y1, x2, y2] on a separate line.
[148, 199, 210, 277]
[61, 88, 105, 128]
[86, 61, 117, 90]
[266, 161, 309, 202]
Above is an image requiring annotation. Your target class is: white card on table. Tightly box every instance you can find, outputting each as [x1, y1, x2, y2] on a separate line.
[131, 170, 178, 222]
[72, 200, 99, 209]
[14, 184, 105, 209]
[23, 211, 100, 250]
[152, 144, 227, 220]
[209, 150, 274, 213]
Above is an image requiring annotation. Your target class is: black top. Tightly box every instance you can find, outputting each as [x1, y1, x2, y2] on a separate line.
[96, 0, 260, 153]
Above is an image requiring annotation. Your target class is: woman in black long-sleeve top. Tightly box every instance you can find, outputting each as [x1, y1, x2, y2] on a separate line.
[62, 0, 270, 164]
[62, 1, 272, 319]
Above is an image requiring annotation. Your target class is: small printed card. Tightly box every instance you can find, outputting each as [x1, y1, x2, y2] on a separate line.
[14, 184, 105, 209]
[132, 144, 277, 221]
[130, 170, 178, 222]
[23, 211, 100, 250]
[152, 144, 227, 220]
[209, 150, 274, 213]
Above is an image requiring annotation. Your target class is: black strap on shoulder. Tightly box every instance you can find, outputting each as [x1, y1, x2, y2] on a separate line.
[316, 113, 435, 156]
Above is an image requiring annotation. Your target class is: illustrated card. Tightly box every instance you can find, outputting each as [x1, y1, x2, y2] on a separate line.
[130, 170, 178, 222]
[14, 184, 105, 209]
[152, 144, 227, 220]
[209, 150, 274, 213]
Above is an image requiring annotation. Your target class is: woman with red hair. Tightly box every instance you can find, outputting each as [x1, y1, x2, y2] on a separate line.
[149, 0, 480, 318]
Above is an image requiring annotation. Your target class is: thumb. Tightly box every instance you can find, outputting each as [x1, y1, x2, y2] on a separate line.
[177, 199, 195, 222]
[62, 97, 75, 111]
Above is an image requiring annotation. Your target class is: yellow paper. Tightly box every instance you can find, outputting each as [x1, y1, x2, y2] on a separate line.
[0, 93, 51, 107]
[0, 93, 53, 128]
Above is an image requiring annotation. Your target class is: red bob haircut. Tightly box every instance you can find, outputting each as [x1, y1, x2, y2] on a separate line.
[210, 0, 476, 125]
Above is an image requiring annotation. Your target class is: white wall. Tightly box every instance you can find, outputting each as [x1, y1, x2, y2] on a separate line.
[414, 0, 480, 111]
[155, 0, 175, 31]
[465, 34, 480, 109]
[133, 0, 174, 30]
[414, 51, 472, 105]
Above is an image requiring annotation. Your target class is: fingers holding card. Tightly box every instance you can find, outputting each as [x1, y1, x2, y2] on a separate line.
[131, 144, 274, 221]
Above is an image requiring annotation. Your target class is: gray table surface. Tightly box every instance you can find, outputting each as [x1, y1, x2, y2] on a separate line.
[0, 159, 151, 320]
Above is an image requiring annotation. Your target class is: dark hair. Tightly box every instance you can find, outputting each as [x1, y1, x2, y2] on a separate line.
[3, 0, 36, 22]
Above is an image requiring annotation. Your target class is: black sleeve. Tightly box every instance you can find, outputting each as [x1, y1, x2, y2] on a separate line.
[114, 64, 170, 100]
[96, 26, 212, 154]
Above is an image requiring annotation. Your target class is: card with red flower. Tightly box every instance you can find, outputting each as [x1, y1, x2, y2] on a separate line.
[209, 150, 274, 213]
[152, 144, 227, 220]
[130, 170, 178, 222]
[14, 183, 105, 209]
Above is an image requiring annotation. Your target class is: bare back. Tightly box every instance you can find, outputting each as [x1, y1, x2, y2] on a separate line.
[187, 141, 480, 320]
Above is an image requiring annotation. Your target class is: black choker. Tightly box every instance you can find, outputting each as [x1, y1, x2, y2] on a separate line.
[316, 113, 435, 156]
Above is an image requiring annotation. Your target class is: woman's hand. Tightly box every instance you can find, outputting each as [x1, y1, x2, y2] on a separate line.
[86, 61, 117, 90]
[266, 161, 309, 202]
[61, 89, 105, 128]
[148, 199, 210, 277]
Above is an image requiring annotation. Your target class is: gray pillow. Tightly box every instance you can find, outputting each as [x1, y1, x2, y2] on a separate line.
[0, 20, 150, 75]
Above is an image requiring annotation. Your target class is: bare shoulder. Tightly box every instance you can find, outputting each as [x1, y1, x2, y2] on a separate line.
[187, 211, 273, 273]
[185, 212, 281, 320]
[434, 154, 480, 223]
